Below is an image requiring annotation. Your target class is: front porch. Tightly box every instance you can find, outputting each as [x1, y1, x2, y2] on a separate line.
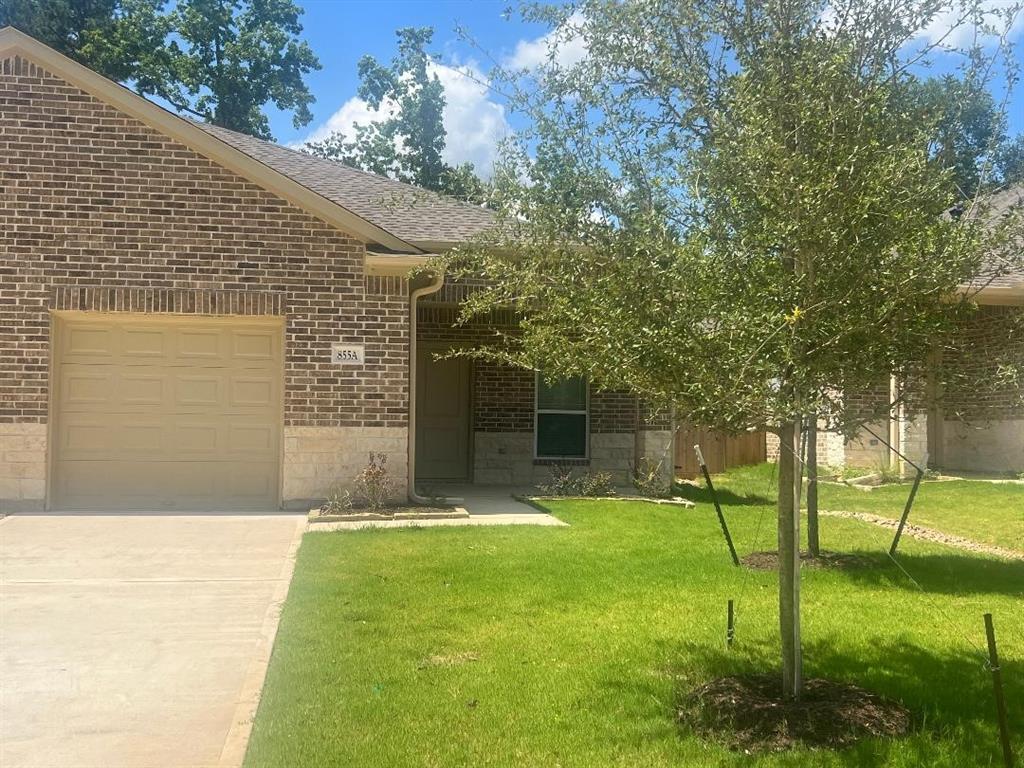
[412, 302, 675, 493]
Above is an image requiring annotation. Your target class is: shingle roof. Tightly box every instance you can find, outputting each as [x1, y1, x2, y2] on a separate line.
[190, 121, 496, 250]
[970, 183, 1024, 292]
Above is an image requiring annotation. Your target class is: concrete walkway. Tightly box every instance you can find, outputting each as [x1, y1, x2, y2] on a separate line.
[0, 512, 305, 768]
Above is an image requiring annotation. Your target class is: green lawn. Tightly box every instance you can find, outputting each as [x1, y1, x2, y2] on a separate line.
[818, 473, 1024, 553]
[245, 466, 1023, 767]
[679, 462, 1024, 553]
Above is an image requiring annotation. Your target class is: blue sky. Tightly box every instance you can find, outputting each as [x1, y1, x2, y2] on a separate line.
[266, 0, 544, 170]
[268, 1, 1024, 175]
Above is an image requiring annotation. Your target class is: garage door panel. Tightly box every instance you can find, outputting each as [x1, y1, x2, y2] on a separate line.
[121, 422, 166, 453]
[228, 424, 276, 453]
[231, 377, 276, 407]
[232, 330, 277, 361]
[120, 374, 165, 405]
[64, 324, 116, 358]
[62, 370, 115, 406]
[59, 419, 112, 455]
[53, 314, 282, 511]
[122, 327, 168, 358]
[177, 327, 225, 361]
[57, 460, 279, 510]
[176, 375, 223, 407]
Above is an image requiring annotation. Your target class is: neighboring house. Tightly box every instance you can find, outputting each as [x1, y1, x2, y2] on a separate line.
[767, 184, 1024, 476]
[0, 28, 674, 512]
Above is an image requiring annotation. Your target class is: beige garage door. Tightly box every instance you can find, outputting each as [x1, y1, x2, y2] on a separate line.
[52, 313, 283, 511]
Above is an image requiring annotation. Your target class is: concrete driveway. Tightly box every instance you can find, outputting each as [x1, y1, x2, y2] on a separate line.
[0, 513, 305, 768]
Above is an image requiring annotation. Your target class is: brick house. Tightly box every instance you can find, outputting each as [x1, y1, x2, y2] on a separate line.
[766, 184, 1024, 476]
[0, 28, 674, 512]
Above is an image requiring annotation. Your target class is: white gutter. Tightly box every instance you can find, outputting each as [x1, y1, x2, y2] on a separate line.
[407, 269, 449, 504]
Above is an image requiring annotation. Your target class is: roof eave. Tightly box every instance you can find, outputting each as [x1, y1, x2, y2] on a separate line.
[958, 283, 1024, 306]
[0, 26, 420, 254]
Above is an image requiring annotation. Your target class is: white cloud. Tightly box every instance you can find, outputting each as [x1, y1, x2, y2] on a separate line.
[820, 1, 1024, 46]
[505, 11, 588, 70]
[291, 61, 509, 177]
[913, 1, 1024, 46]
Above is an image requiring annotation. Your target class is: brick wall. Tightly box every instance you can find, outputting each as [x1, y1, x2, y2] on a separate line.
[1, 53, 411, 508]
[417, 304, 649, 436]
[0, 54, 409, 430]
[416, 304, 672, 485]
[942, 305, 1024, 420]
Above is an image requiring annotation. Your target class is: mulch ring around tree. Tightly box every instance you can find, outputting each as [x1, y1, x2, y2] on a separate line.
[679, 674, 911, 752]
[741, 550, 873, 571]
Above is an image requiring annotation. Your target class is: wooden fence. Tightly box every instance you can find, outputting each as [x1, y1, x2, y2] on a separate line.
[674, 425, 767, 478]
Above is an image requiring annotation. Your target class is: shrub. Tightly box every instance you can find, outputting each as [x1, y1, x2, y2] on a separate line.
[353, 452, 396, 513]
[537, 465, 616, 497]
[320, 485, 353, 516]
[631, 457, 670, 497]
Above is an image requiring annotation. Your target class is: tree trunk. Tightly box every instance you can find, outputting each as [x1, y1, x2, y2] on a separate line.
[806, 416, 819, 557]
[777, 419, 803, 699]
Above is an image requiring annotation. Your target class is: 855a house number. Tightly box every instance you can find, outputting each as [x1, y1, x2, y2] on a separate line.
[331, 344, 365, 365]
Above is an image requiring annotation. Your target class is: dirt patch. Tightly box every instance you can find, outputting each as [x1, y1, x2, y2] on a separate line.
[679, 674, 911, 752]
[418, 651, 479, 669]
[741, 550, 873, 571]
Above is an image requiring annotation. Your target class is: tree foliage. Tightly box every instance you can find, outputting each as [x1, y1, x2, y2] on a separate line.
[305, 27, 490, 204]
[914, 74, 1024, 196]
[0, 0, 320, 139]
[447, 0, 1023, 697]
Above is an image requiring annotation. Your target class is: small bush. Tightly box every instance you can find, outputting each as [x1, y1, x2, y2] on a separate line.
[537, 465, 616, 497]
[353, 452, 395, 512]
[320, 485, 353, 516]
[632, 457, 669, 497]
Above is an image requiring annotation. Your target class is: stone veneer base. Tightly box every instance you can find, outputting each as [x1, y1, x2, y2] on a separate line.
[283, 426, 408, 509]
[0, 422, 47, 511]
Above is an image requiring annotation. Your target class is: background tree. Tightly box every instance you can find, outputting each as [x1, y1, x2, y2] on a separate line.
[0, 0, 177, 98]
[913, 74, 1023, 197]
[448, 0, 1023, 699]
[172, 0, 320, 138]
[1, 0, 320, 140]
[305, 27, 490, 204]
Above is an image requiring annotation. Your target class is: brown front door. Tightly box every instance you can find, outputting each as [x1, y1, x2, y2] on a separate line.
[416, 347, 471, 481]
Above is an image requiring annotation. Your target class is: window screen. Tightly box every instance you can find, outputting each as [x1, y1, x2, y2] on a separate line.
[536, 374, 588, 458]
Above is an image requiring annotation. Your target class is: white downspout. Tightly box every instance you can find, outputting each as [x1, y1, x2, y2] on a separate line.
[408, 269, 446, 504]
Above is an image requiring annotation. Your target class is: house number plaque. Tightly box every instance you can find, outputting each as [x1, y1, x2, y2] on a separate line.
[331, 343, 365, 365]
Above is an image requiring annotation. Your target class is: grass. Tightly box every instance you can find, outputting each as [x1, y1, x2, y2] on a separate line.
[814, 469, 1023, 552]
[676, 463, 1024, 553]
[245, 465, 1024, 767]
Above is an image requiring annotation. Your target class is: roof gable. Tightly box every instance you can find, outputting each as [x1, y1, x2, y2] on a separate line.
[0, 26, 418, 253]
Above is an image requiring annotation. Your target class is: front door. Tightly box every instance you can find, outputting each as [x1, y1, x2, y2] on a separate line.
[416, 347, 471, 481]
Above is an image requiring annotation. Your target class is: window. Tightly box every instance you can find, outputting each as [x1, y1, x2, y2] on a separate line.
[535, 373, 588, 458]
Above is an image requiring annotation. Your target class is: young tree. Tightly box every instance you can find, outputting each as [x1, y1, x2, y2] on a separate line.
[448, 0, 1022, 699]
[305, 27, 490, 204]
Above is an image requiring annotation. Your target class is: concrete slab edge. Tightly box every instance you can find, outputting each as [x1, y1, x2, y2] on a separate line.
[516, 494, 696, 509]
[307, 507, 470, 523]
[308, 512, 568, 532]
[217, 516, 308, 767]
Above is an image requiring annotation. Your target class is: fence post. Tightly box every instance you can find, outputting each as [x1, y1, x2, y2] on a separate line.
[889, 452, 928, 557]
[727, 599, 735, 647]
[984, 613, 1014, 768]
[695, 444, 740, 566]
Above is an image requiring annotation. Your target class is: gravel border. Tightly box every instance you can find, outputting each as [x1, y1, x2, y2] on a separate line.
[821, 510, 1023, 561]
